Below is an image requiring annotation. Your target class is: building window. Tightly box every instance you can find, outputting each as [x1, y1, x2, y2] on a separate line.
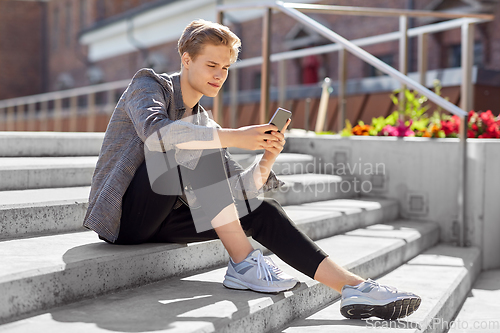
[448, 42, 484, 68]
[52, 7, 59, 50]
[365, 54, 394, 77]
[66, 2, 72, 46]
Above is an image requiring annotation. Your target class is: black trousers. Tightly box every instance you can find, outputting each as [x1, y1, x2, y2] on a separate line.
[115, 149, 328, 279]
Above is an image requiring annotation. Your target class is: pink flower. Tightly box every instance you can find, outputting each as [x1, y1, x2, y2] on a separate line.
[380, 120, 414, 137]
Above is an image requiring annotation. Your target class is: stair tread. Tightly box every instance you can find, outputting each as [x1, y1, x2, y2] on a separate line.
[0, 198, 397, 278]
[0, 174, 394, 238]
[0, 220, 439, 332]
[0, 156, 98, 169]
[280, 245, 481, 333]
[0, 132, 104, 157]
[0, 186, 90, 208]
[278, 173, 344, 183]
[232, 152, 314, 161]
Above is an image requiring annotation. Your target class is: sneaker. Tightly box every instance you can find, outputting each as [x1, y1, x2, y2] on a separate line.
[340, 279, 421, 320]
[223, 249, 299, 293]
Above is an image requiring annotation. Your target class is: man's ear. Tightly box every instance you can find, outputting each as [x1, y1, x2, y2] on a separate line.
[181, 52, 191, 69]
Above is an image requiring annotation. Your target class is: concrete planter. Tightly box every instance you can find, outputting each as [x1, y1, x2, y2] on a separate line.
[285, 132, 500, 270]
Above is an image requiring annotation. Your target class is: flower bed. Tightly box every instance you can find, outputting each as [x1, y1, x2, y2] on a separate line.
[342, 81, 500, 139]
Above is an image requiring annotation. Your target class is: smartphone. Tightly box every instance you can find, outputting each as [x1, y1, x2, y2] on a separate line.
[266, 107, 292, 133]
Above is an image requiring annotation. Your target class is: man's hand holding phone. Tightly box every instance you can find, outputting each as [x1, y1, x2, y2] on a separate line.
[262, 107, 292, 159]
[217, 108, 291, 153]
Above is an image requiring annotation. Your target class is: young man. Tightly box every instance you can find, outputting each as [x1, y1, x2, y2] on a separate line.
[84, 19, 421, 320]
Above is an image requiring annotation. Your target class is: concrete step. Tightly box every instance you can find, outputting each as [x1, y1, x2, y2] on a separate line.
[0, 132, 104, 157]
[0, 173, 371, 239]
[266, 173, 358, 205]
[0, 186, 90, 240]
[0, 219, 439, 331]
[448, 269, 500, 333]
[0, 155, 333, 199]
[232, 153, 316, 175]
[0, 157, 97, 191]
[0, 197, 398, 323]
[279, 244, 481, 333]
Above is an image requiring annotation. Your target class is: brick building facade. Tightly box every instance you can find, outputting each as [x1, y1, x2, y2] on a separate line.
[1, 0, 499, 102]
[0, 1, 44, 100]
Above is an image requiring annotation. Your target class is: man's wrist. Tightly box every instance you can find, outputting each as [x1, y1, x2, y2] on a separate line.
[217, 128, 237, 148]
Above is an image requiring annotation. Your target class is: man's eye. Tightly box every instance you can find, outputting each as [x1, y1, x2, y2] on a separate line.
[208, 65, 215, 68]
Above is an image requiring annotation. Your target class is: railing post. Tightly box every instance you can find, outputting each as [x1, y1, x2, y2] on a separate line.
[106, 90, 115, 128]
[418, 33, 428, 86]
[87, 92, 96, 132]
[399, 15, 409, 111]
[458, 21, 474, 247]
[337, 48, 347, 133]
[69, 95, 78, 132]
[106, 90, 115, 113]
[0, 107, 5, 131]
[40, 101, 48, 131]
[54, 98, 62, 132]
[229, 67, 238, 128]
[260, 7, 272, 124]
[6, 105, 14, 131]
[213, 9, 224, 124]
[461, 22, 474, 114]
[278, 59, 286, 108]
[316, 77, 331, 133]
[28, 102, 36, 131]
[304, 97, 311, 131]
[16, 105, 24, 131]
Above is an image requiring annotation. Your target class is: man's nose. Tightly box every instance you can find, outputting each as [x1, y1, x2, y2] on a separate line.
[214, 69, 224, 80]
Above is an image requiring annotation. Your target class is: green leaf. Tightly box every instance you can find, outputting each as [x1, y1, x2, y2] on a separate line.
[341, 119, 353, 137]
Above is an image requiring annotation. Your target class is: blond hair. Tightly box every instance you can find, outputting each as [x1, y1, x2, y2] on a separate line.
[178, 19, 241, 64]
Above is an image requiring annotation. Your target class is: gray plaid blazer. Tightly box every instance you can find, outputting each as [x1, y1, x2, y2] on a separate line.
[83, 68, 283, 242]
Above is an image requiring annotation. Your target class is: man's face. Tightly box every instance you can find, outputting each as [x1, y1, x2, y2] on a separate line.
[184, 44, 231, 98]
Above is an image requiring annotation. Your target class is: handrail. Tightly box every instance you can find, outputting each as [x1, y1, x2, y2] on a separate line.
[276, 2, 468, 117]
[0, 79, 130, 109]
[231, 17, 487, 69]
[0, 15, 486, 109]
[0, 16, 488, 110]
[283, 3, 495, 20]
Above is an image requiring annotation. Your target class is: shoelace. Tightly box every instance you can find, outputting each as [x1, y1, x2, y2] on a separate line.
[253, 253, 281, 286]
[369, 280, 398, 293]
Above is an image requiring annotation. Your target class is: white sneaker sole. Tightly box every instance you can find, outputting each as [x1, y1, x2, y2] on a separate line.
[341, 296, 421, 320]
[223, 275, 297, 293]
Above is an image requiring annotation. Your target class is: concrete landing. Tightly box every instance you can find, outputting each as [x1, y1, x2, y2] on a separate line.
[280, 245, 481, 333]
[0, 220, 439, 331]
[448, 269, 500, 333]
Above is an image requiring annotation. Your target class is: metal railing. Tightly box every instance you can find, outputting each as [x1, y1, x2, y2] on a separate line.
[214, 1, 495, 248]
[0, 79, 130, 132]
